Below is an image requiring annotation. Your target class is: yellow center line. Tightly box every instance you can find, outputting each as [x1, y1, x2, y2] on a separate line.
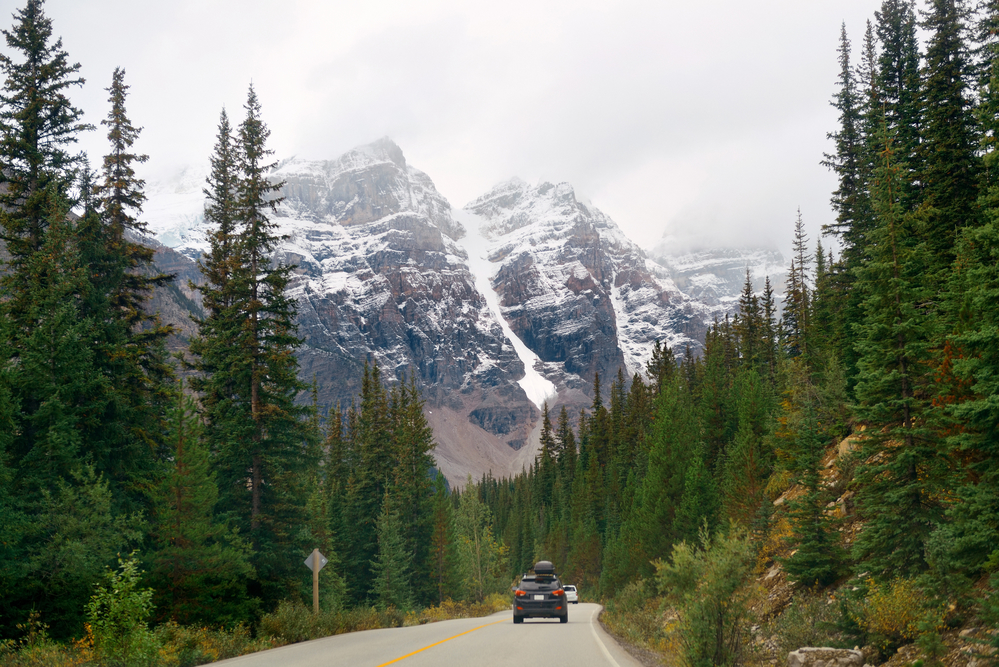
[374, 619, 506, 667]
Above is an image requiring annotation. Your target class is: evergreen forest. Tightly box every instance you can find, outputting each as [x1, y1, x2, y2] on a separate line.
[1, 0, 999, 665]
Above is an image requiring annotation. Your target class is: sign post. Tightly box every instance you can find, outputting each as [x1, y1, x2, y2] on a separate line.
[304, 549, 328, 614]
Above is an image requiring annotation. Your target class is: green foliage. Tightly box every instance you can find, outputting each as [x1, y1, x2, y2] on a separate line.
[85, 554, 157, 667]
[844, 578, 937, 658]
[765, 592, 844, 660]
[781, 407, 845, 588]
[370, 503, 415, 612]
[654, 526, 756, 667]
[145, 386, 255, 626]
[454, 481, 508, 603]
[10, 466, 143, 639]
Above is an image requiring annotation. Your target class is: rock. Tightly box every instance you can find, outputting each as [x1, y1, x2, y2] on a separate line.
[787, 647, 864, 667]
[838, 436, 859, 458]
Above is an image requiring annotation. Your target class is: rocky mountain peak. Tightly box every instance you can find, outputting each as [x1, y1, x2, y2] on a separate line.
[143, 139, 720, 485]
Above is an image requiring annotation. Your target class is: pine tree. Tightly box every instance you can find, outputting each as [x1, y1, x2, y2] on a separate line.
[454, 482, 508, 602]
[782, 408, 844, 588]
[390, 374, 436, 606]
[823, 23, 867, 246]
[0, 0, 90, 285]
[671, 444, 719, 546]
[7, 198, 102, 492]
[370, 501, 415, 611]
[852, 119, 947, 578]
[536, 402, 557, 509]
[734, 269, 762, 370]
[555, 405, 577, 483]
[429, 473, 459, 603]
[196, 86, 313, 605]
[627, 376, 702, 577]
[84, 67, 174, 500]
[16, 465, 143, 638]
[189, 108, 243, 459]
[782, 210, 811, 359]
[875, 0, 922, 206]
[917, 0, 980, 273]
[720, 368, 775, 525]
[146, 385, 253, 625]
[761, 276, 779, 382]
[646, 340, 676, 397]
[344, 362, 394, 602]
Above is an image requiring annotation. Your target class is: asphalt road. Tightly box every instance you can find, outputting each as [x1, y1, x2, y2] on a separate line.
[214, 602, 643, 667]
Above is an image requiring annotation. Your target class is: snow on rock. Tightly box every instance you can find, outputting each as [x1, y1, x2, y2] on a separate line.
[454, 209, 556, 410]
[465, 178, 710, 382]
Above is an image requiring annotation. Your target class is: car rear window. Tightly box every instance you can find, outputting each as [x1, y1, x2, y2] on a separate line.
[519, 576, 561, 591]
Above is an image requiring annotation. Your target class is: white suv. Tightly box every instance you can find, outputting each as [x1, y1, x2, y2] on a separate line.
[564, 585, 578, 604]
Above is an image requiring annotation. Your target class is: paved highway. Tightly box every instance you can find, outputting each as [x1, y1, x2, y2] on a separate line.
[215, 602, 643, 667]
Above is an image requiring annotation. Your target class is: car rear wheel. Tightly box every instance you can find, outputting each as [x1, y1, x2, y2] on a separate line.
[559, 614, 568, 624]
[513, 615, 523, 624]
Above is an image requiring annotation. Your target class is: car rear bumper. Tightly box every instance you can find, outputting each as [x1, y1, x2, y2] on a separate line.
[514, 599, 566, 618]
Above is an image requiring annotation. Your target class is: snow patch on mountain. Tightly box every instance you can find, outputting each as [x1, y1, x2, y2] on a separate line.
[453, 209, 556, 410]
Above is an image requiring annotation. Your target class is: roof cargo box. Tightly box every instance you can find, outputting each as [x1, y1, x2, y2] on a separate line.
[533, 560, 555, 575]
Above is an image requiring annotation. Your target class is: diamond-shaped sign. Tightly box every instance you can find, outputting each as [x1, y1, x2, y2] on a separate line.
[304, 550, 328, 573]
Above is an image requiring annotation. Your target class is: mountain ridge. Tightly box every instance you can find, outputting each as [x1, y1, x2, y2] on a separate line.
[143, 138, 784, 485]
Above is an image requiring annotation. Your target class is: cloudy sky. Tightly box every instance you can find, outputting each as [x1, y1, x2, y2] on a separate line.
[36, 0, 881, 256]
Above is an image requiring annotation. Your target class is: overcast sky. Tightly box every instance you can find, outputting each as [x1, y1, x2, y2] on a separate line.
[34, 0, 882, 256]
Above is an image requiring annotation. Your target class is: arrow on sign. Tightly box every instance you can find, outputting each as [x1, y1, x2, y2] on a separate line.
[304, 550, 328, 573]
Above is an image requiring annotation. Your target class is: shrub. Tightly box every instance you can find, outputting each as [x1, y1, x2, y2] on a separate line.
[153, 622, 271, 667]
[847, 578, 940, 657]
[85, 553, 158, 666]
[0, 613, 89, 667]
[766, 592, 844, 660]
[602, 579, 671, 655]
[654, 525, 757, 667]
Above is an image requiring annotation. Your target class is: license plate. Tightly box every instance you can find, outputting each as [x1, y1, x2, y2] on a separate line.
[533, 595, 545, 600]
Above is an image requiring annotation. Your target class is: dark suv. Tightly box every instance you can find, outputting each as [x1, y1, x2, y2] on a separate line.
[512, 560, 568, 624]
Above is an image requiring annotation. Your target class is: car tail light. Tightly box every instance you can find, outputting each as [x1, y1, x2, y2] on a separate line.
[515, 590, 527, 597]
[553, 589, 564, 596]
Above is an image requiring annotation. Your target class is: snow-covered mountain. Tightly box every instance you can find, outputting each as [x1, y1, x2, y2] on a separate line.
[647, 238, 787, 316]
[141, 138, 731, 484]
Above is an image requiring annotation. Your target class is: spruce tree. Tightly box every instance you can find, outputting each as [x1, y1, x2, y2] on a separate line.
[0, 0, 89, 283]
[875, 0, 922, 206]
[782, 409, 844, 588]
[146, 385, 253, 625]
[370, 502, 415, 611]
[195, 85, 313, 605]
[85, 67, 174, 499]
[917, 0, 980, 273]
[852, 120, 946, 578]
[823, 23, 867, 247]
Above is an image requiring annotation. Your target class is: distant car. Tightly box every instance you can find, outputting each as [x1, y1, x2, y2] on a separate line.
[564, 584, 578, 604]
[513, 560, 568, 624]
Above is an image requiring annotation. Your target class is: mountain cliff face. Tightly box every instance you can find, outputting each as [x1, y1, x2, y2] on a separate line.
[143, 139, 715, 484]
[461, 179, 709, 394]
